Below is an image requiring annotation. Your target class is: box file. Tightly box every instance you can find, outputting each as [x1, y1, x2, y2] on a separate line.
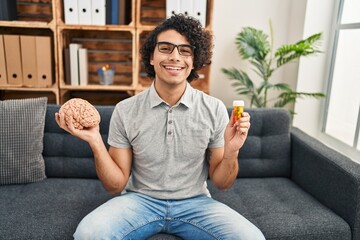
[20, 36, 38, 87]
[63, 48, 71, 85]
[0, 35, 7, 86]
[78, 0, 92, 25]
[105, 0, 112, 24]
[3, 35, 23, 86]
[69, 43, 82, 86]
[36, 36, 53, 87]
[0, 0, 17, 21]
[166, 0, 180, 19]
[64, 0, 79, 24]
[78, 48, 88, 86]
[91, 0, 106, 25]
[193, 0, 207, 27]
[180, 0, 193, 17]
[111, 0, 119, 24]
[118, 0, 126, 25]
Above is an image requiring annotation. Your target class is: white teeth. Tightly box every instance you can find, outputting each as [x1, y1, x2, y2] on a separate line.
[165, 66, 181, 70]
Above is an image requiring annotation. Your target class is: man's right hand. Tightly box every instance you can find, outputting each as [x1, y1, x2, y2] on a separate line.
[55, 112, 101, 145]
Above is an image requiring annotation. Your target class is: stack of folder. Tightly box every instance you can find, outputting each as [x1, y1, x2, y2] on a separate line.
[64, 43, 88, 86]
[63, 0, 130, 25]
[166, 0, 207, 27]
[0, 35, 53, 87]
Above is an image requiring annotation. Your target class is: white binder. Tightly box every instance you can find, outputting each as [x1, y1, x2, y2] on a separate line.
[193, 0, 207, 27]
[64, 0, 79, 24]
[78, 0, 92, 25]
[180, 0, 193, 17]
[166, 0, 179, 19]
[69, 43, 82, 86]
[78, 48, 88, 86]
[91, 0, 106, 25]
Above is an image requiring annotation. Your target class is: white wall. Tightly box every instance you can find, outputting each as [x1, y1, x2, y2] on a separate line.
[210, 0, 307, 108]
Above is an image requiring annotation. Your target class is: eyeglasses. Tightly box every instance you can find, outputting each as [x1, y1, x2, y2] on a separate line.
[156, 42, 195, 56]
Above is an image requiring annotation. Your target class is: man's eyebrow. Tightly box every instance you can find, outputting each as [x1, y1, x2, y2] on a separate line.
[157, 41, 192, 46]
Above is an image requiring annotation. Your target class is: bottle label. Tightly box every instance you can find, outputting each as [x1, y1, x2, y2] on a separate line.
[233, 106, 243, 122]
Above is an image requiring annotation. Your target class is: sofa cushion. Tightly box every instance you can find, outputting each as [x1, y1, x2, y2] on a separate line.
[208, 178, 351, 240]
[234, 108, 291, 177]
[0, 97, 47, 185]
[0, 178, 113, 239]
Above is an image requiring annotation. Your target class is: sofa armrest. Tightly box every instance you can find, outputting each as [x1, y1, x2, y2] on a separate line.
[291, 127, 360, 240]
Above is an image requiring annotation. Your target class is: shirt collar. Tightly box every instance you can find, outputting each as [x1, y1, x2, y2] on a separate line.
[180, 82, 193, 108]
[149, 82, 163, 108]
[149, 81, 194, 109]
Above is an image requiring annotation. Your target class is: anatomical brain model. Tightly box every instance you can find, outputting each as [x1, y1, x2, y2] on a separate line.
[59, 98, 101, 130]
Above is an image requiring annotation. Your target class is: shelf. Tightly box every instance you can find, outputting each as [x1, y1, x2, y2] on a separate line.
[60, 89, 133, 105]
[0, 0, 213, 105]
[16, 0, 54, 23]
[57, 29, 135, 92]
[59, 84, 135, 91]
[0, 85, 57, 92]
[57, 24, 135, 32]
[0, 89, 58, 104]
[137, 0, 213, 29]
[136, 0, 166, 27]
[0, 20, 56, 29]
[55, 0, 135, 28]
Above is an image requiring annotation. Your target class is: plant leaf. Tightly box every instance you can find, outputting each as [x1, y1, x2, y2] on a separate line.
[272, 83, 292, 92]
[236, 27, 270, 62]
[273, 91, 325, 107]
[275, 33, 322, 67]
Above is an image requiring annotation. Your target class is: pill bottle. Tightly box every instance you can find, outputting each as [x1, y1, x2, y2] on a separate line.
[233, 100, 244, 122]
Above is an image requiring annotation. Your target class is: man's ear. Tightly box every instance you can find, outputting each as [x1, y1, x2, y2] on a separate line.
[150, 54, 154, 65]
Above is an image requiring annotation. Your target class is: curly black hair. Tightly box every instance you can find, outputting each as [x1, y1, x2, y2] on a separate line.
[140, 14, 213, 82]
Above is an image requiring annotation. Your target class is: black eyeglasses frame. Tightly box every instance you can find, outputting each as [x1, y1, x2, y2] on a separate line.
[156, 41, 196, 56]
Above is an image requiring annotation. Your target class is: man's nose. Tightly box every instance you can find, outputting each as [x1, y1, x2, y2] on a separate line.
[168, 47, 181, 61]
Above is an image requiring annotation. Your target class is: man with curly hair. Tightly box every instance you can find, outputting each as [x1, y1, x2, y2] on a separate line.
[56, 14, 265, 240]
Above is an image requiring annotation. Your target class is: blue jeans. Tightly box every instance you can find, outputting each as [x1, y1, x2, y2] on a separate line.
[73, 192, 265, 240]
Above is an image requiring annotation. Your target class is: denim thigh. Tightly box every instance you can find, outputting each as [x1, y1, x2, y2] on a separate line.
[73, 193, 265, 240]
[73, 192, 167, 240]
[168, 195, 265, 240]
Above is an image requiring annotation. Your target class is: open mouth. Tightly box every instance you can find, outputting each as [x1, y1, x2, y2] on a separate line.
[162, 65, 185, 74]
[164, 66, 184, 71]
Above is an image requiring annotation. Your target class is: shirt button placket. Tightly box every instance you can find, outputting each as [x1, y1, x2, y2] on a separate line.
[167, 108, 174, 141]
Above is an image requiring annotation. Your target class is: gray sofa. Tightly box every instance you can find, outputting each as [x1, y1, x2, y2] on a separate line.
[1, 104, 359, 240]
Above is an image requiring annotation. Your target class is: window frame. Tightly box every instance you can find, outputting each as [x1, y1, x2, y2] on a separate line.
[321, 0, 360, 160]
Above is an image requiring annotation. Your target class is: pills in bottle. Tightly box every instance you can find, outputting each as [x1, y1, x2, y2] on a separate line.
[233, 100, 245, 122]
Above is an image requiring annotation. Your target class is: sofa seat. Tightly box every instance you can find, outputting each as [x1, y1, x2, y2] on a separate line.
[0, 177, 350, 240]
[208, 178, 351, 240]
[0, 178, 112, 240]
[1, 104, 359, 240]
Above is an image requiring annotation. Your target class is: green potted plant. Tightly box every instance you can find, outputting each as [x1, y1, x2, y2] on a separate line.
[222, 23, 325, 115]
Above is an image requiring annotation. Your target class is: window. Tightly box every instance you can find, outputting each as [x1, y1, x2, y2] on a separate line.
[324, 0, 360, 154]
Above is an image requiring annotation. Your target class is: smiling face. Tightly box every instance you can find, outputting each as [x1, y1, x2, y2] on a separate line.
[150, 29, 194, 89]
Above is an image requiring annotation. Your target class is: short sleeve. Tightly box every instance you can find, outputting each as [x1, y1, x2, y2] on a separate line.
[108, 105, 131, 148]
[208, 101, 229, 148]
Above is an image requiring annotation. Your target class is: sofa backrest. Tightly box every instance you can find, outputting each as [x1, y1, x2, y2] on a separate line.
[43, 105, 114, 178]
[233, 108, 291, 177]
[43, 105, 291, 179]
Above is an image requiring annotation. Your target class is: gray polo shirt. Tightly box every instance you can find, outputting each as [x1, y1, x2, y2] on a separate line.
[108, 82, 229, 199]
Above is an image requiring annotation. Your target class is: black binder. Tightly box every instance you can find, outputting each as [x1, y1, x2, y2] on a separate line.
[0, 0, 17, 21]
